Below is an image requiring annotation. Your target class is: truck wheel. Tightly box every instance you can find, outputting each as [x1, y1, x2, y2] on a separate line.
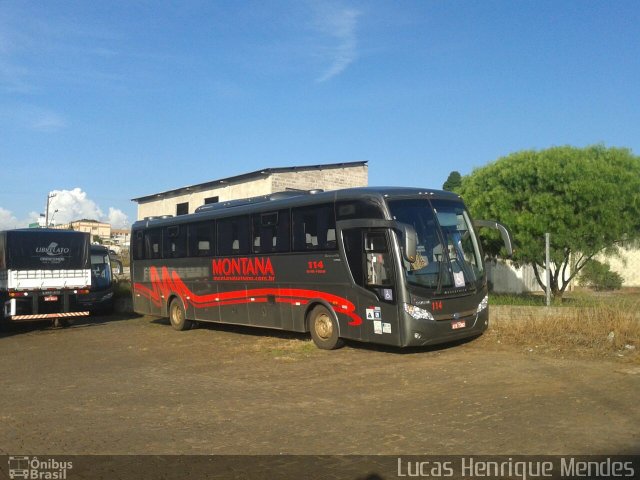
[0, 313, 9, 332]
[308, 305, 344, 350]
[53, 318, 70, 328]
[169, 298, 193, 331]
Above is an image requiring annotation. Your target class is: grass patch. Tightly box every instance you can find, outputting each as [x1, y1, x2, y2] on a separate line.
[490, 293, 549, 306]
[269, 341, 317, 359]
[486, 304, 640, 362]
[490, 288, 640, 309]
[248, 337, 318, 360]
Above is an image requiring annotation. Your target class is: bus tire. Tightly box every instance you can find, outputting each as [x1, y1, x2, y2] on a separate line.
[308, 305, 344, 350]
[169, 298, 193, 331]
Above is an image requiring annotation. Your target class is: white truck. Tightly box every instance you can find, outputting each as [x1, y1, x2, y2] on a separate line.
[0, 228, 92, 327]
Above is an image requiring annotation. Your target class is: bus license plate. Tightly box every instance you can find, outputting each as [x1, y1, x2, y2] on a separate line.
[44, 296, 58, 302]
[451, 320, 466, 330]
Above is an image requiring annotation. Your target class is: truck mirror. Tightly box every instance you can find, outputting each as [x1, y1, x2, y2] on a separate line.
[111, 260, 123, 276]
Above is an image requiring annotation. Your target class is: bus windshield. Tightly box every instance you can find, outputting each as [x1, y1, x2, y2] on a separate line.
[387, 199, 483, 290]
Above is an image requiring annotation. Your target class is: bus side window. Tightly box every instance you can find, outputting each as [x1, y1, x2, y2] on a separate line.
[188, 221, 214, 257]
[218, 216, 250, 256]
[342, 229, 364, 287]
[365, 231, 393, 289]
[336, 199, 386, 221]
[252, 210, 290, 254]
[163, 225, 187, 258]
[292, 204, 336, 252]
[133, 230, 144, 260]
[343, 228, 394, 302]
[144, 229, 162, 260]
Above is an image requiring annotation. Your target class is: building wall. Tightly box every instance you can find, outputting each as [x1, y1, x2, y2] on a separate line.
[136, 177, 273, 220]
[270, 164, 368, 192]
[135, 164, 369, 220]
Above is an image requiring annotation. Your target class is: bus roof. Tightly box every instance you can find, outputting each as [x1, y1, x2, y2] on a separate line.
[132, 186, 462, 229]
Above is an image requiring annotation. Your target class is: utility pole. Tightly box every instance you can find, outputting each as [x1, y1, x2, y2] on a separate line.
[545, 233, 551, 307]
[45, 192, 56, 227]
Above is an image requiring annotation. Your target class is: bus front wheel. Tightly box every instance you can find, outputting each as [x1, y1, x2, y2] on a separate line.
[169, 298, 193, 331]
[309, 305, 344, 350]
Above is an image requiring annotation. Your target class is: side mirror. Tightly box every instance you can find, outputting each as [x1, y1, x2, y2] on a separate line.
[397, 223, 417, 263]
[474, 220, 514, 257]
[111, 259, 123, 276]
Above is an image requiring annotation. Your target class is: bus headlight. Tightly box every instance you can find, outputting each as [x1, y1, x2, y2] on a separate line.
[403, 303, 435, 321]
[476, 295, 489, 314]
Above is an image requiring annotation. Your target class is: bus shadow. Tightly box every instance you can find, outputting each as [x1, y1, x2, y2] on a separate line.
[343, 334, 481, 355]
[148, 317, 480, 355]
[151, 317, 313, 342]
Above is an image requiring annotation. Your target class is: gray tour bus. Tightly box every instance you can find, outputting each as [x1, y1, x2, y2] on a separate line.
[130, 187, 512, 349]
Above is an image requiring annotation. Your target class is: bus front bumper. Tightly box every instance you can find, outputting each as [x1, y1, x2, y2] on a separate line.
[403, 308, 489, 347]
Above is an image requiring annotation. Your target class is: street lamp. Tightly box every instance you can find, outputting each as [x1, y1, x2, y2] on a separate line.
[45, 192, 57, 227]
[50, 209, 59, 226]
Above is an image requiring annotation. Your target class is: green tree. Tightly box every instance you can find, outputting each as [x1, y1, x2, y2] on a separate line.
[442, 171, 462, 192]
[458, 145, 640, 298]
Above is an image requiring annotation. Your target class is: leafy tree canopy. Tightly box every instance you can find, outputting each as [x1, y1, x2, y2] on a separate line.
[458, 145, 640, 297]
[442, 171, 462, 191]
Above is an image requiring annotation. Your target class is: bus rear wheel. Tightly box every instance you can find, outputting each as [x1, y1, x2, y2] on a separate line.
[169, 298, 193, 331]
[309, 305, 344, 350]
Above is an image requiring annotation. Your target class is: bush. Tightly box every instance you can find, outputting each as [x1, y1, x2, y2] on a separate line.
[113, 279, 132, 299]
[579, 260, 623, 291]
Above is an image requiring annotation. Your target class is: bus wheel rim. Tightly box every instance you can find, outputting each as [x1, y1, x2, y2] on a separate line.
[315, 313, 333, 339]
[173, 304, 183, 323]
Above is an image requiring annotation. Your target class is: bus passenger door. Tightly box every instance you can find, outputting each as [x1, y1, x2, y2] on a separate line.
[341, 228, 401, 345]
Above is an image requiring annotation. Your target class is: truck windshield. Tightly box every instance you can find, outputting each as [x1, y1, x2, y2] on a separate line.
[91, 252, 112, 289]
[387, 198, 483, 290]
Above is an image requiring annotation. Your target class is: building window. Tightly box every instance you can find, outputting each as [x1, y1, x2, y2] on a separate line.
[204, 196, 219, 205]
[176, 202, 189, 216]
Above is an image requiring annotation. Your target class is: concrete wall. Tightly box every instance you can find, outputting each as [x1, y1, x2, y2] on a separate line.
[598, 247, 640, 287]
[488, 246, 640, 293]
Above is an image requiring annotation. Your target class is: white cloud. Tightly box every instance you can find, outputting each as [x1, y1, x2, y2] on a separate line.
[48, 188, 103, 225]
[3, 189, 129, 231]
[0, 207, 19, 230]
[47, 188, 129, 228]
[314, 6, 361, 82]
[108, 208, 129, 229]
[0, 207, 39, 230]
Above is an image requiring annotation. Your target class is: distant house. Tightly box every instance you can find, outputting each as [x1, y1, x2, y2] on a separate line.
[111, 229, 131, 249]
[54, 219, 111, 242]
[131, 161, 368, 221]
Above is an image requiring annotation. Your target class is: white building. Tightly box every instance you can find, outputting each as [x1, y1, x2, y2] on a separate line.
[131, 161, 368, 221]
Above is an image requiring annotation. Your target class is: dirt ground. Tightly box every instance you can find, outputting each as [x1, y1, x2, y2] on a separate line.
[1, 312, 639, 456]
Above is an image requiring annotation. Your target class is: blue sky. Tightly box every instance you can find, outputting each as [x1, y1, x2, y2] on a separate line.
[1, 0, 638, 228]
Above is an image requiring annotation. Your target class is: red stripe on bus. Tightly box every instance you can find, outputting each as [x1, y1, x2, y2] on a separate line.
[134, 266, 362, 326]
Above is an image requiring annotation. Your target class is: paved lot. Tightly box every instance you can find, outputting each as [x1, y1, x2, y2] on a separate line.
[1, 313, 639, 455]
